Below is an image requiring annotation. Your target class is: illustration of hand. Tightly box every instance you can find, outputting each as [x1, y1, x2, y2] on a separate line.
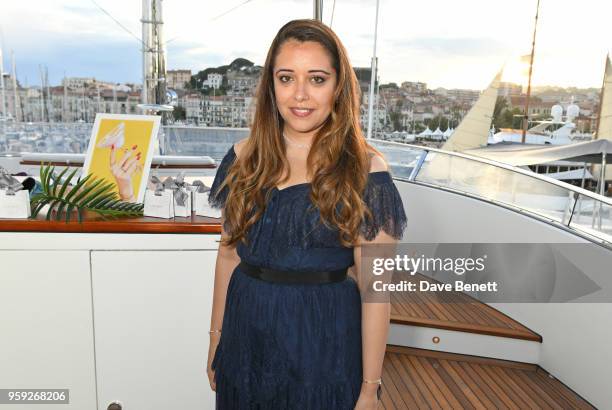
[110, 144, 142, 202]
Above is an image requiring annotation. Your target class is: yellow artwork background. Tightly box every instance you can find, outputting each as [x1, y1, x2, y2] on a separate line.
[87, 118, 155, 200]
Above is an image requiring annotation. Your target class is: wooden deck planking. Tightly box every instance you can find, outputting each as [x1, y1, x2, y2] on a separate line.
[390, 272, 542, 342]
[381, 346, 595, 409]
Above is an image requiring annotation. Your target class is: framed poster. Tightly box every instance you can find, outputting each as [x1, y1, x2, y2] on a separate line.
[82, 113, 160, 203]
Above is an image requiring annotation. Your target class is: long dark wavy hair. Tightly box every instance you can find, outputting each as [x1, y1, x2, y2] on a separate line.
[216, 19, 383, 248]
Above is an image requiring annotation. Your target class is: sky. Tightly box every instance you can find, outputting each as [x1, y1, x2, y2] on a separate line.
[1, 0, 611, 91]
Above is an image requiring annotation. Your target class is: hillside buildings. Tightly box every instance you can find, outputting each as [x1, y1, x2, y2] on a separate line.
[0, 63, 601, 135]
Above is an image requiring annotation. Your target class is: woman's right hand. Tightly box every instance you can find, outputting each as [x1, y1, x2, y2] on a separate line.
[207, 335, 220, 391]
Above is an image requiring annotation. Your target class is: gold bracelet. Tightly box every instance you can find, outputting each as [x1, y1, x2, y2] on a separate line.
[363, 378, 383, 401]
[208, 329, 222, 335]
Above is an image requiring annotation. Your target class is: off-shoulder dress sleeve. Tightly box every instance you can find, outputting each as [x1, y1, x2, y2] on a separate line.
[360, 171, 407, 241]
[208, 145, 237, 209]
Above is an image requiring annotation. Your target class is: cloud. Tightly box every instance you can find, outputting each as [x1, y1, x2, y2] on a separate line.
[61, 3, 99, 16]
[10, 31, 141, 85]
[390, 37, 510, 58]
[2, 0, 610, 90]
[166, 42, 226, 72]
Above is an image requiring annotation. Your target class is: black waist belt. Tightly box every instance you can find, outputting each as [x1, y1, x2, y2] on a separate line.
[238, 261, 348, 285]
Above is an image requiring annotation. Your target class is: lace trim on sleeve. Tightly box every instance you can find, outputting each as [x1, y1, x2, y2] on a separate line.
[360, 173, 407, 241]
[208, 146, 237, 209]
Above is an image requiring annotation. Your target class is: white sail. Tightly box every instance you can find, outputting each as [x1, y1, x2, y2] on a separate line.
[422, 70, 502, 186]
[592, 55, 612, 183]
[442, 70, 502, 152]
[597, 55, 612, 140]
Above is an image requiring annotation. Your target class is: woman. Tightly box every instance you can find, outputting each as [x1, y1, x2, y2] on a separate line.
[206, 19, 407, 410]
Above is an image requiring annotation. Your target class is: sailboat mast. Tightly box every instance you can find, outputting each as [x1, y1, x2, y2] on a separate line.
[594, 54, 609, 140]
[39, 65, 45, 122]
[366, 0, 380, 139]
[313, 0, 323, 21]
[45, 66, 52, 122]
[140, 0, 168, 120]
[152, 0, 167, 108]
[11, 50, 20, 122]
[141, 0, 150, 105]
[63, 72, 68, 122]
[81, 87, 86, 122]
[0, 47, 6, 119]
[112, 84, 117, 114]
[97, 84, 102, 113]
[521, 0, 540, 144]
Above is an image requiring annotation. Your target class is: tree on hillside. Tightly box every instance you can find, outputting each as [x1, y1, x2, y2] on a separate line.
[380, 82, 398, 89]
[425, 115, 448, 131]
[389, 111, 401, 131]
[498, 107, 523, 129]
[492, 96, 508, 127]
[172, 105, 186, 121]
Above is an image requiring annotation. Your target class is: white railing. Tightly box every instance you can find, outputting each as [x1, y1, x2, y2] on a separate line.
[2, 123, 610, 245]
[370, 139, 612, 246]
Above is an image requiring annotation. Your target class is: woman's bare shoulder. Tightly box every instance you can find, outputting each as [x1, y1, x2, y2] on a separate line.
[367, 148, 388, 173]
[233, 138, 248, 159]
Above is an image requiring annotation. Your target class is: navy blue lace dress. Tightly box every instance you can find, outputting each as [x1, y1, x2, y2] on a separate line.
[209, 145, 407, 410]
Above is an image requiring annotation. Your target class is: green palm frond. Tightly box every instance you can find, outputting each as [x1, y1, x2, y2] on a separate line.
[30, 163, 144, 222]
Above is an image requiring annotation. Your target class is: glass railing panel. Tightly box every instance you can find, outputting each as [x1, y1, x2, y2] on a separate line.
[0, 123, 250, 160]
[415, 151, 573, 223]
[0, 122, 93, 154]
[570, 195, 612, 243]
[161, 126, 248, 160]
[369, 140, 424, 179]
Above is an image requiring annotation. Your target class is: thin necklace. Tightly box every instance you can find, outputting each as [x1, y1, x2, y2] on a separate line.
[283, 133, 311, 149]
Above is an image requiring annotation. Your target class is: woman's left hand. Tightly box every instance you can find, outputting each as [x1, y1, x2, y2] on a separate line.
[354, 388, 379, 409]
